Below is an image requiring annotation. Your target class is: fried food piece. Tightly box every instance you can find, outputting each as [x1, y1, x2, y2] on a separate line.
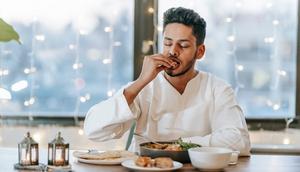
[154, 157, 174, 168]
[135, 156, 154, 167]
[164, 144, 182, 151]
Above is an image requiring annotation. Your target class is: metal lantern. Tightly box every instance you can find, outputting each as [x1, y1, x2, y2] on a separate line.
[18, 132, 39, 166]
[48, 132, 69, 166]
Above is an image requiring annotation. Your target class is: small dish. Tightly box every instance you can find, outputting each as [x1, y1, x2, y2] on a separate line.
[188, 147, 233, 170]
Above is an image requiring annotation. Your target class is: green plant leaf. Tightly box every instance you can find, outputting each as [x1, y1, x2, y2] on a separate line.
[0, 18, 21, 44]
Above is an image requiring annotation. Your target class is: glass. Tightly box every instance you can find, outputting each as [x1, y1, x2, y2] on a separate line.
[0, 0, 134, 117]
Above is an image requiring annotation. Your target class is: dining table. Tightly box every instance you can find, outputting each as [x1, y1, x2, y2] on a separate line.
[1, 147, 300, 172]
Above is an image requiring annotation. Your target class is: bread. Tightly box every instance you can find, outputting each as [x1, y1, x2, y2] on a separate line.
[73, 150, 135, 160]
[154, 157, 174, 168]
[135, 156, 154, 167]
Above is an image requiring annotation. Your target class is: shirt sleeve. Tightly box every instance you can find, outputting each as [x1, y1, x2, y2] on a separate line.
[183, 82, 251, 156]
[83, 84, 141, 142]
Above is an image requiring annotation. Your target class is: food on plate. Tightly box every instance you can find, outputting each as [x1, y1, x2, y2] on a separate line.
[135, 156, 173, 168]
[73, 150, 136, 160]
[154, 157, 174, 168]
[143, 138, 201, 151]
[176, 138, 202, 150]
[135, 156, 154, 167]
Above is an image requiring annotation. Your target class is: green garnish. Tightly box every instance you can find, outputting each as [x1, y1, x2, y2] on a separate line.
[176, 138, 201, 151]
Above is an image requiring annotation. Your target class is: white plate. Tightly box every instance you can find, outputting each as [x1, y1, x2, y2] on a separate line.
[121, 159, 183, 171]
[77, 156, 137, 165]
[74, 150, 137, 165]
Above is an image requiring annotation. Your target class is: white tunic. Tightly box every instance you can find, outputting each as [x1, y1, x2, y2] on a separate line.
[84, 71, 251, 155]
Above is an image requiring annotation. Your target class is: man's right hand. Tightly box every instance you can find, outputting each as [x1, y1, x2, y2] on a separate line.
[137, 54, 177, 84]
[123, 54, 176, 105]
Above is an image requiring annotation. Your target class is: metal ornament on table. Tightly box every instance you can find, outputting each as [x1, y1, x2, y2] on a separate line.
[14, 132, 46, 170]
[48, 132, 70, 168]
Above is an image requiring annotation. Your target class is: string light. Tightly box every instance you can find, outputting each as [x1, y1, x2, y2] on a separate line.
[147, 40, 154, 45]
[283, 137, 290, 145]
[24, 97, 35, 106]
[272, 104, 280, 111]
[80, 94, 90, 103]
[266, 2, 273, 9]
[23, 18, 38, 121]
[277, 70, 287, 76]
[107, 89, 115, 97]
[102, 58, 112, 64]
[104, 27, 113, 32]
[113, 41, 122, 47]
[0, 69, 9, 76]
[227, 35, 235, 42]
[24, 67, 37, 74]
[72, 20, 91, 126]
[35, 35, 45, 41]
[105, 24, 115, 99]
[78, 129, 84, 135]
[79, 30, 88, 35]
[156, 26, 163, 32]
[264, 37, 274, 43]
[0, 46, 12, 100]
[69, 44, 76, 50]
[263, 1, 286, 114]
[148, 7, 154, 14]
[272, 20, 279, 26]
[235, 2, 242, 8]
[72, 63, 83, 70]
[0, 88, 11, 100]
[11, 80, 28, 92]
[224, 3, 242, 95]
[33, 132, 42, 142]
[236, 64, 244, 71]
[225, 17, 232, 23]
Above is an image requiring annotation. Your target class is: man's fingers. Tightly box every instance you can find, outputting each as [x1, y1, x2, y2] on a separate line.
[154, 60, 172, 68]
[151, 55, 174, 64]
[145, 54, 179, 69]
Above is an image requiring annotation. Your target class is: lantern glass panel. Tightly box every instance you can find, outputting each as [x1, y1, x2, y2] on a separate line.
[48, 132, 69, 166]
[54, 145, 65, 166]
[18, 132, 39, 166]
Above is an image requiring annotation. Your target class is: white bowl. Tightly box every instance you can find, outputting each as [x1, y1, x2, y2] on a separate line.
[188, 147, 233, 170]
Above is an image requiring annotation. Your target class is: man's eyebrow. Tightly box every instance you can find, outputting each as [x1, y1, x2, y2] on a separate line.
[164, 37, 191, 43]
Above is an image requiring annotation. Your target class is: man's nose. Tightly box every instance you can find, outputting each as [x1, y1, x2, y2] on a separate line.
[169, 45, 179, 57]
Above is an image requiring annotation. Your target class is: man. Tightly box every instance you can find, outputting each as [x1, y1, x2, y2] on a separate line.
[84, 7, 251, 155]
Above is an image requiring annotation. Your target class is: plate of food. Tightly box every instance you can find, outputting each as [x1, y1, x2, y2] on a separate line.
[73, 150, 137, 165]
[139, 138, 201, 163]
[121, 156, 183, 171]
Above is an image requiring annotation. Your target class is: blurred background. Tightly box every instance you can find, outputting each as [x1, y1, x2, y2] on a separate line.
[0, 0, 299, 153]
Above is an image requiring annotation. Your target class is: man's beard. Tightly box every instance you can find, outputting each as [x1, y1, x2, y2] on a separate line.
[165, 53, 197, 77]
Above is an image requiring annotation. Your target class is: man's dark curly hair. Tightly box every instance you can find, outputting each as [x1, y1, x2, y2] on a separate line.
[163, 7, 206, 45]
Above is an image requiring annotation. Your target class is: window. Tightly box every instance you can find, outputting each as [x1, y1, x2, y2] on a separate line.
[0, 0, 134, 116]
[158, 0, 297, 119]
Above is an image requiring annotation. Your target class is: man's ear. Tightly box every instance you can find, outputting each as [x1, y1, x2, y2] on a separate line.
[196, 44, 205, 60]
